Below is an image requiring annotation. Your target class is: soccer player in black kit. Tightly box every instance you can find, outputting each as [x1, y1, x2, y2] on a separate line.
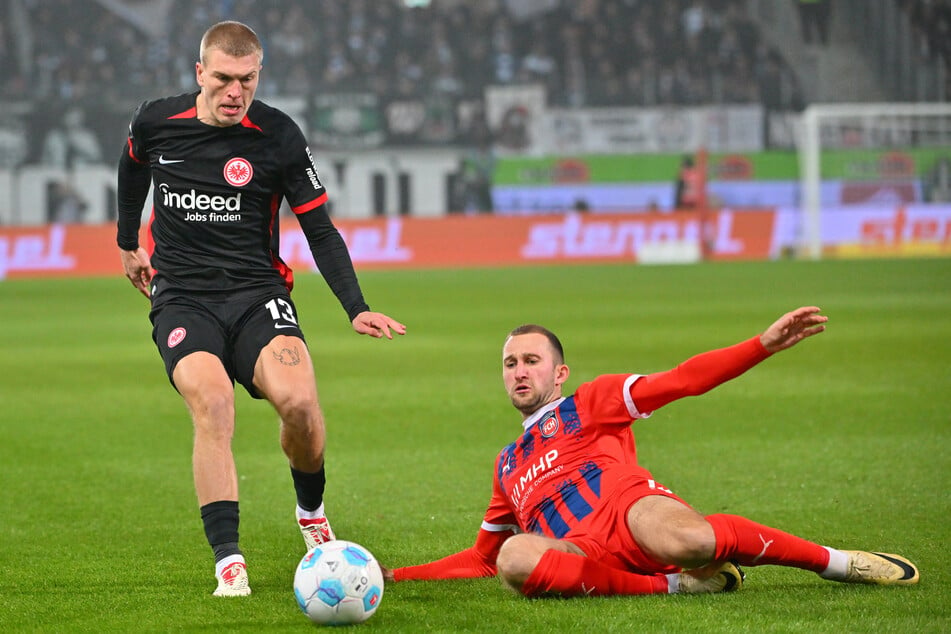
[116, 21, 405, 597]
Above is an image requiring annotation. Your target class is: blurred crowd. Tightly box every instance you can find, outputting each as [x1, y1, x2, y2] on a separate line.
[2, 0, 806, 111]
[899, 0, 951, 71]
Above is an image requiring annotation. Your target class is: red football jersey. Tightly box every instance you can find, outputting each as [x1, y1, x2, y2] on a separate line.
[487, 373, 653, 538]
[393, 336, 770, 581]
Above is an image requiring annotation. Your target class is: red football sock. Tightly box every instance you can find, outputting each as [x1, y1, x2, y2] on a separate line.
[705, 513, 831, 572]
[521, 549, 669, 597]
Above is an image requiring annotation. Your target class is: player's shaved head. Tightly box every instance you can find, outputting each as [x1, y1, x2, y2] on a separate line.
[506, 324, 565, 364]
[200, 21, 263, 64]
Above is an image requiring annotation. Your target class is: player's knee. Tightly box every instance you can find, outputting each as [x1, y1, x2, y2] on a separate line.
[496, 535, 539, 594]
[189, 390, 236, 436]
[272, 390, 320, 427]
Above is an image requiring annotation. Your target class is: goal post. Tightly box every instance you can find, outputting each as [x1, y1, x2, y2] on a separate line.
[798, 102, 951, 259]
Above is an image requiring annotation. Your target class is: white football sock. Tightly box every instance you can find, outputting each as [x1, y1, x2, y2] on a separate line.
[665, 573, 681, 593]
[819, 547, 849, 580]
[215, 553, 245, 578]
[296, 502, 326, 521]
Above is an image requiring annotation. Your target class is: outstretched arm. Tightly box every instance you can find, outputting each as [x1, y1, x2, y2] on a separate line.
[631, 306, 827, 414]
[382, 528, 510, 582]
[759, 306, 827, 353]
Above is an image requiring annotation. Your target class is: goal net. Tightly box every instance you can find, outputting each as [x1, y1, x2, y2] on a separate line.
[797, 103, 951, 258]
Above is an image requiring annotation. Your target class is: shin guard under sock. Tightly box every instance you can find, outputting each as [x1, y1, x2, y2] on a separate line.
[200, 500, 242, 563]
[291, 465, 326, 512]
[705, 513, 831, 572]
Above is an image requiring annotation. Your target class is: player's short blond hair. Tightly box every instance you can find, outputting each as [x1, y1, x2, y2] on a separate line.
[199, 21, 263, 64]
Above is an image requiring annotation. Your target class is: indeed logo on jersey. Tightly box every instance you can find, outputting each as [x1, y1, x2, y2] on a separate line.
[159, 183, 242, 221]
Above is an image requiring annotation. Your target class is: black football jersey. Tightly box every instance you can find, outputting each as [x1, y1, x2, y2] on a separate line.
[122, 92, 332, 294]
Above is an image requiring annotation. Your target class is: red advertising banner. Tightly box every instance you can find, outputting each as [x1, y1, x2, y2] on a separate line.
[821, 205, 951, 257]
[0, 211, 778, 280]
[2, 207, 948, 280]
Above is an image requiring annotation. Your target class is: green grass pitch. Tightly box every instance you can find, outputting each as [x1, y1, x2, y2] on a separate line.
[0, 258, 948, 632]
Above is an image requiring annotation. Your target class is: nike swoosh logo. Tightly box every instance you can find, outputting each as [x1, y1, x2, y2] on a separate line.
[158, 155, 184, 165]
[275, 324, 297, 329]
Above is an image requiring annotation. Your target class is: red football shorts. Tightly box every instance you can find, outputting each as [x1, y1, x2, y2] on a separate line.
[563, 470, 689, 575]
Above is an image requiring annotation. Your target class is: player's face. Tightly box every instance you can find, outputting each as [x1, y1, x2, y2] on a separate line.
[196, 48, 261, 127]
[502, 333, 569, 418]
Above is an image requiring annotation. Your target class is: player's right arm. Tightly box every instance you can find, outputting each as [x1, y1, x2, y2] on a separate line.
[385, 459, 518, 582]
[116, 106, 154, 297]
[387, 527, 511, 581]
[119, 246, 152, 298]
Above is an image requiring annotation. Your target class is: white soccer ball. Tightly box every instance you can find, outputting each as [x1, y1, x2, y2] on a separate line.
[293, 540, 385, 626]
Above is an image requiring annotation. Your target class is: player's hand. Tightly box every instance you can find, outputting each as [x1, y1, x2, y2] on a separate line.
[379, 565, 396, 583]
[120, 247, 153, 298]
[760, 306, 827, 353]
[352, 311, 406, 340]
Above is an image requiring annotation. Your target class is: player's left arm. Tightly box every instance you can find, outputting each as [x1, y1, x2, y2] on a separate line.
[630, 306, 827, 414]
[759, 306, 827, 353]
[294, 205, 366, 316]
[283, 119, 405, 338]
[293, 207, 406, 338]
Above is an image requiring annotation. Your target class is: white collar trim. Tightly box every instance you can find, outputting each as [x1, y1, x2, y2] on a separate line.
[521, 397, 567, 431]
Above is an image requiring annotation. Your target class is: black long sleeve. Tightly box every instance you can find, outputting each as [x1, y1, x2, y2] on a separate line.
[296, 205, 370, 322]
[116, 146, 152, 250]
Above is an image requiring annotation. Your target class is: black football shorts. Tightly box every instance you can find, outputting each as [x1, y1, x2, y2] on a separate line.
[149, 286, 307, 399]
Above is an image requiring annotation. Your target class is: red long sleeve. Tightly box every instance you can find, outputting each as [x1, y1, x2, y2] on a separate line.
[632, 336, 770, 414]
[392, 529, 510, 581]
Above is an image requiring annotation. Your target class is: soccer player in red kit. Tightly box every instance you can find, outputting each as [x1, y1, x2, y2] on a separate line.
[116, 21, 405, 597]
[385, 307, 919, 596]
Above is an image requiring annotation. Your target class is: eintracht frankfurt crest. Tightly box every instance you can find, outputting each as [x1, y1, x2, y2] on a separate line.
[224, 157, 253, 187]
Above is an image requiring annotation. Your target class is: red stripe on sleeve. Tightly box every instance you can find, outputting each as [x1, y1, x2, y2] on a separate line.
[127, 138, 147, 164]
[291, 192, 329, 215]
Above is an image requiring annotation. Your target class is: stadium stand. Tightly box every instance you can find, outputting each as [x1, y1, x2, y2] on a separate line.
[0, 0, 944, 170]
[899, 0, 951, 97]
[9, 0, 801, 108]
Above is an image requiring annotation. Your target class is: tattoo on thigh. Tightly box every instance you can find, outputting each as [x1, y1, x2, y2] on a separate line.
[272, 346, 301, 366]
